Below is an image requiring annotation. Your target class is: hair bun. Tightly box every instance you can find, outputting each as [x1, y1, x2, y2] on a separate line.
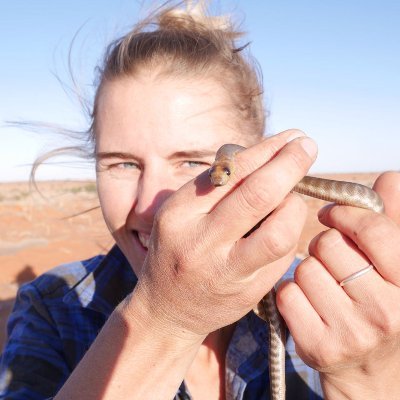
[158, 2, 230, 32]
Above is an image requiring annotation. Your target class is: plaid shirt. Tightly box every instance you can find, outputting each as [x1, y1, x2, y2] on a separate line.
[0, 245, 323, 399]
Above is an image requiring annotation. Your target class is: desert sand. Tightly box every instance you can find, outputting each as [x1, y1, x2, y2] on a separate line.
[0, 173, 380, 352]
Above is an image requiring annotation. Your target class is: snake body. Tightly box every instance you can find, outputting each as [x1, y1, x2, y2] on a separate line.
[209, 143, 384, 400]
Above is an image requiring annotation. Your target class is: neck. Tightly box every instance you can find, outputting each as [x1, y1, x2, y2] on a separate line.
[202, 324, 235, 355]
[185, 324, 236, 399]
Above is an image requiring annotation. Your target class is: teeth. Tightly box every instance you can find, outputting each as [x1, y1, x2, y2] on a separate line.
[137, 232, 150, 249]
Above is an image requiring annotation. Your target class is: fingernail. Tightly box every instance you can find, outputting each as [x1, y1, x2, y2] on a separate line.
[286, 130, 306, 142]
[318, 204, 333, 219]
[300, 137, 318, 159]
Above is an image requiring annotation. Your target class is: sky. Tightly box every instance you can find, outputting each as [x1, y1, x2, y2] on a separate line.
[1, 0, 399, 181]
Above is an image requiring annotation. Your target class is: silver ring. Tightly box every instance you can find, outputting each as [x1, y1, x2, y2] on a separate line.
[339, 264, 374, 287]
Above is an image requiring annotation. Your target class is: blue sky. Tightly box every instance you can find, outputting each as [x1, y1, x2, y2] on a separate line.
[1, 0, 399, 181]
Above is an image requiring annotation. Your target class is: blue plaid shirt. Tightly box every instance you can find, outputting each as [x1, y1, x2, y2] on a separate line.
[0, 245, 323, 399]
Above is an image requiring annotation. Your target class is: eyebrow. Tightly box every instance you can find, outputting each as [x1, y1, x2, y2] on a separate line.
[168, 150, 216, 159]
[96, 149, 216, 161]
[96, 152, 139, 161]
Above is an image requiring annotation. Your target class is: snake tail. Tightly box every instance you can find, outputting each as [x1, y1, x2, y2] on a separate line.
[260, 289, 286, 400]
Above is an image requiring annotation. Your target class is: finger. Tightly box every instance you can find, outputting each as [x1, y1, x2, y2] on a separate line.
[309, 228, 385, 300]
[276, 279, 325, 352]
[373, 171, 400, 224]
[308, 228, 400, 336]
[155, 129, 307, 226]
[169, 129, 307, 207]
[209, 135, 317, 241]
[213, 129, 308, 189]
[318, 205, 400, 286]
[230, 193, 307, 273]
[292, 255, 352, 321]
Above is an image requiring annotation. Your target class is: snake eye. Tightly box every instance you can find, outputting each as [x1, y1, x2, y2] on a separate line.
[223, 167, 231, 176]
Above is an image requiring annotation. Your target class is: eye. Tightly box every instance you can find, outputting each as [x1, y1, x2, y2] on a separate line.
[183, 160, 210, 168]
[115, 162, 139, 170]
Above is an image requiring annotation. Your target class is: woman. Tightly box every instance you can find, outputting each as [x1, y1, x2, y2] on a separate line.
[1, 2, 400, 399]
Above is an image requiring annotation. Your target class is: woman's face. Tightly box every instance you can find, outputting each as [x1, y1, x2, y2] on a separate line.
[95, 74, 251, 276]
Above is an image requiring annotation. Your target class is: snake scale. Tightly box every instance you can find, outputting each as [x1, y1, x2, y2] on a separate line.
[209, 143, 384, 400]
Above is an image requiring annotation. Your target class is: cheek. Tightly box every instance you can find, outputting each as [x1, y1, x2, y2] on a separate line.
[96, 175, 136, 234]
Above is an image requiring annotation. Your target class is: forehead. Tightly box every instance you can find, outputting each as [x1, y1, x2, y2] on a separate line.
[94, 75, 246, 153]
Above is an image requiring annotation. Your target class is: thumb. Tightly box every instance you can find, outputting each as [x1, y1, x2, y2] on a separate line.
[373, 171, 400, 224]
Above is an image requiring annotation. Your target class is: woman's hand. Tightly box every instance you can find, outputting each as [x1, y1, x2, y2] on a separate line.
[277, 171, 400, 399]
[57, 130, 316, 400]
[128, 130, 317, 339]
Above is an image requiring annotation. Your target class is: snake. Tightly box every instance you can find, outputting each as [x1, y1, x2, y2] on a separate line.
[209, 143, 384, 400]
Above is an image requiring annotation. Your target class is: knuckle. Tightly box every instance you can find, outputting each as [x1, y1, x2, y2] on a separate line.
[314, 330, 375, 371]
[314, 346, 344, 371]
[294, 257, 318, 284]
[236, 181, 273, 218]
[311, 228, 341, 257]
[235, 156, 263, 181]
[377, 313, 399, 336]
[273, 218, 299, 248]
[260, 225, 295, 259]
[300, 335, 345, 372]
[355, 213, 391, 245]
[339, 316, 378, 356]
[371, 298, 400, 336]
[286, 145, 310, 172]
[347, 331, 375, 355]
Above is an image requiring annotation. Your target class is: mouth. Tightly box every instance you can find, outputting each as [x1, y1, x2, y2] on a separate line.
[136, 231, 151, 250]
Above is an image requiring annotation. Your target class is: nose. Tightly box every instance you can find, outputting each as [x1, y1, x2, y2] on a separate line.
[133, 169, 174, 223]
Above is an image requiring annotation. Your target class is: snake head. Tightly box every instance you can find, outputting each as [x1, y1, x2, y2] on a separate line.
[209, 165, 231, 186]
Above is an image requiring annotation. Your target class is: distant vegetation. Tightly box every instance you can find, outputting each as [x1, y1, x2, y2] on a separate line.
[65, 183, 97, 194]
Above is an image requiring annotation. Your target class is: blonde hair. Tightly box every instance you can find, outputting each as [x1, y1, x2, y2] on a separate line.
[33, 1, 266, 180]
[91, 1, 265, 139]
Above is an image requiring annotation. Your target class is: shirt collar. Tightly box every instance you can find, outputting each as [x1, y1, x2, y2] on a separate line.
[63, 245, 137, 317]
